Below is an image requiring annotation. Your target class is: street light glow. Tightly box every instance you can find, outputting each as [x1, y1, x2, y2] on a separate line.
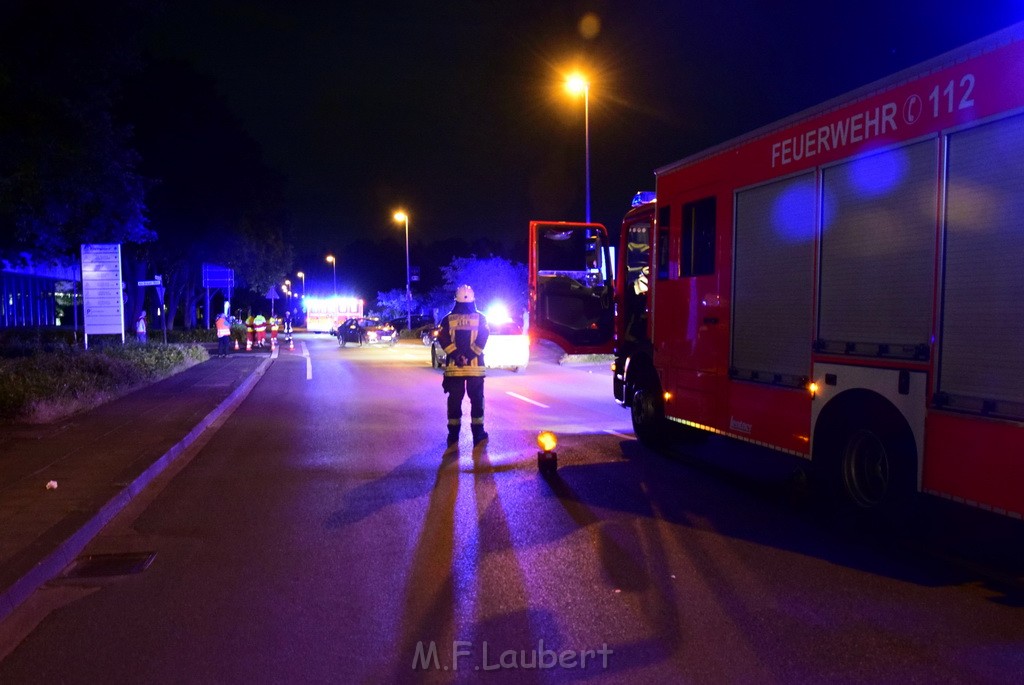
[565, 73, 588, 95]
[325, 255, 337, 295]
[393, 210, 412, 330]
[564, 71, 591, 223]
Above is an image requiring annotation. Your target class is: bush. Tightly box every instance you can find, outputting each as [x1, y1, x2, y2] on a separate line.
[167, 328, 216, 344]
[0, 327, 77, 358]
[0, 340, 208, 423]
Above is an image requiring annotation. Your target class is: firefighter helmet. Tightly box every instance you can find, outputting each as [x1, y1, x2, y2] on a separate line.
[455, 284, 475, 303]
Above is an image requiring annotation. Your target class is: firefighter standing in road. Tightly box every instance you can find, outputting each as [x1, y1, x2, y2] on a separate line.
[438, 284, 489, 447]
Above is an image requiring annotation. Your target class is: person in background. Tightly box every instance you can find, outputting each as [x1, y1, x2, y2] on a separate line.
[215, 312, 231, 357]
[245, 312, 255, 350]
[283, 310, 293, 343]
[136, 310, 147, 343]
[269, 314, 280, 347]
[437, 284, 489, 448]
[253, 312, 267, 348]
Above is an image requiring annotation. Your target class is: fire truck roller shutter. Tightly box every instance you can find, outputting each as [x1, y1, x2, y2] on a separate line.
[732, 172, 816, 387]
[938, 112, 1024, 420]
[817, 139, 938, 361]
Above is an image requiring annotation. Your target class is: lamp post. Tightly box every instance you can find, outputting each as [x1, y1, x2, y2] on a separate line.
[393, 211, 412, 331]
[296, 271, 305, 299]
[566, 73, 591, 223]
[325, 256, 336, 295]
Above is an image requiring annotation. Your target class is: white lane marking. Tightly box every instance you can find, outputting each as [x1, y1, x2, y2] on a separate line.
[604, 429, 634, 440]
[506, 391, 549, 408]
[301, 341, 312, 380]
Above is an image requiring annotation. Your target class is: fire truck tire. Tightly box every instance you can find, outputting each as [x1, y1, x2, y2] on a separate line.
[631, 387, 667, 448]
[814, 400, 916, 516]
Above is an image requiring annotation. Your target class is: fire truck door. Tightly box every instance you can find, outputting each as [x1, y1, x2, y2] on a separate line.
[528, 221, 615, 354]
[663, 197, 726, 424]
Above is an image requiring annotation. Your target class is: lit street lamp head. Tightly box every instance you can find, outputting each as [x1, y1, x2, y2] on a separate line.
[565, 73, 589, 95]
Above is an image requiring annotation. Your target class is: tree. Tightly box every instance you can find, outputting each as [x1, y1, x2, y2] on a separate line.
[0, 1, 155, 263]
[372, 288, 426, 321]
[439, 255, 527, 322]
[123, 59, 294, 327]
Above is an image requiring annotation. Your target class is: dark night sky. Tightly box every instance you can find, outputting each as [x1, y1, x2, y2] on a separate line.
[141, 1, 1024, 257]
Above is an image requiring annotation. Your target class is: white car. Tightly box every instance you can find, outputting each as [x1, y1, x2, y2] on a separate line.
[429, 314, 529, 372]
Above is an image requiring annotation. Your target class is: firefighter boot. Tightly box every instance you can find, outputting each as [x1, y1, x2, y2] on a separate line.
[472, 425, 489, 446]
[447, 426, 460, 447]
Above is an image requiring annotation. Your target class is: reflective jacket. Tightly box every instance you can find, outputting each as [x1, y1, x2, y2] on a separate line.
[438, 301, 489, 377]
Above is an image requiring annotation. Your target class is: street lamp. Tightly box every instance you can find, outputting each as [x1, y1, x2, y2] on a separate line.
[296, 271, 305, 299]
[393, 211, 412, 331]
[566, 72, 591, 223]
[325, 255, 336, 295]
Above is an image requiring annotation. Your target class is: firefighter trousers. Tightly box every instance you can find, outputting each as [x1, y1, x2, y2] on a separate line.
[443, 375, 484, 429]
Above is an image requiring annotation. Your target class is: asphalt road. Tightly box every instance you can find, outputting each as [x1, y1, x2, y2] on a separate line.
[1, 334, 1022, 683]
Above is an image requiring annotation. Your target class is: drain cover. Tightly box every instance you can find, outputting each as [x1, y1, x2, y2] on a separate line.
[64, 552, 156, 578]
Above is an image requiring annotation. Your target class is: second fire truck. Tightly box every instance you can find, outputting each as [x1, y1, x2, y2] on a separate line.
[528, 22, 1024, 519]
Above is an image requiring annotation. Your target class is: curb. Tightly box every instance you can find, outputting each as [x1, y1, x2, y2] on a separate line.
[0, 350, 275, 623]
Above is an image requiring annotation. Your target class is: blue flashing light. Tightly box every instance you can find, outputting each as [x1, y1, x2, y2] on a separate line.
[771, 181, 817, 243]
[486, 302, 512, 324]
[849, 147, 905, 197]
[631, 191, 656, 207]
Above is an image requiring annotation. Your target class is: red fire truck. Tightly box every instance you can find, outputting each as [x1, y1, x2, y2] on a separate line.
[529, 22, 1024, 518]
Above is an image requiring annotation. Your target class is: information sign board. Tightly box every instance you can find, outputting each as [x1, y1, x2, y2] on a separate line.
[202, 263, 234, 289]
[81, 243, 124, 337]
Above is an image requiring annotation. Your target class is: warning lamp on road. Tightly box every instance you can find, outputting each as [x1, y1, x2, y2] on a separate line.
[537, 431, 558, 476]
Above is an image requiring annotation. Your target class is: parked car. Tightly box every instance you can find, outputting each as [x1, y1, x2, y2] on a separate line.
[422, 323, 440, 346]
[385, 315, 430, 335]
[337, 317, 397, 347]
[429, 318, 529, 371]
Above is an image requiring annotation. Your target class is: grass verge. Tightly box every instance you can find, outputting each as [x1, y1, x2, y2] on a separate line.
[0, 341, 209, 424]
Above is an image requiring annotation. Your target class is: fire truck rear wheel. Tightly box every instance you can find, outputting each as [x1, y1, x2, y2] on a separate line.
[815, 403, 916, 516]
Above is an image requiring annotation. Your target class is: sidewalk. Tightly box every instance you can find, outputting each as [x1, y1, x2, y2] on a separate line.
[0, 347, 274, 623]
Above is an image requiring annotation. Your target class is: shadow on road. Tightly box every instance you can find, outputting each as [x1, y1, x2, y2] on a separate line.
[385, 448, 461, 684]
[542, 435, 1024, 607]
